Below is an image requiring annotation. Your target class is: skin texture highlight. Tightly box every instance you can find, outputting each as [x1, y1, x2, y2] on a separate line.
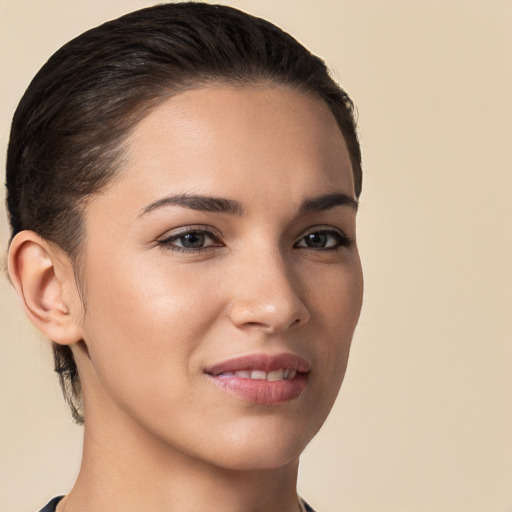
[9, 85, 363, 512]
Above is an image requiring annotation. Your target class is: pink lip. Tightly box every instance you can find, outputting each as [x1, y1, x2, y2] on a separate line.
[204, 352, 310, 405]
[205, 352, 311, 375]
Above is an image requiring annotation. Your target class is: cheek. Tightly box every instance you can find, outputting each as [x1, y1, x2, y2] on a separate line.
[79, 256, 225, 404]
[305, 259, 363, 400]
[306, 255, 363, 338]
[84, 250, 224, 339]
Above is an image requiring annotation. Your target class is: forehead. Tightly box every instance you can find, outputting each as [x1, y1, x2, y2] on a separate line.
[93, 85, 355, 219]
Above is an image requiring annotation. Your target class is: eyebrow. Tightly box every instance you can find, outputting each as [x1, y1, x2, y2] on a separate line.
[139, 191, 358, 218]
[298, 192, 358, 214]
[139, 194, 244, 217]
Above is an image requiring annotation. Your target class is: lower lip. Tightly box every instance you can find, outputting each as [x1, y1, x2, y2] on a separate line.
[206, 373, 308, 405]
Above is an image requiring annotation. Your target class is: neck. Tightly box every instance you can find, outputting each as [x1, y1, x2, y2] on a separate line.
[59, 400, 302, 512]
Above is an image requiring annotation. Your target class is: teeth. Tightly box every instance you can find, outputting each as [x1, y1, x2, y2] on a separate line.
[219, 369, 297, 381]
[250, 370, 267, 380]
[267, 369, 284, 381]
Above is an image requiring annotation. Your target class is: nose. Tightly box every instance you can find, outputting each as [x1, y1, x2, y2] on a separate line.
[227, 251, 310, 334]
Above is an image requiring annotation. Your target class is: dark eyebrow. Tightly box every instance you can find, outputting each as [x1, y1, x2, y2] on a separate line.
[298, 192, 358, 214]
[139, 193, 244, 217]
[139, 191, 357, 218]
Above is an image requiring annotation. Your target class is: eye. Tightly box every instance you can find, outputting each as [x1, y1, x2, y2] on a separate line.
[158, 228, 223, 252]
[295, 228, 352, 250]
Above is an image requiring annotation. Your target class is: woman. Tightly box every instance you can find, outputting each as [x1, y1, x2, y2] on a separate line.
[6, 3, 363, 511]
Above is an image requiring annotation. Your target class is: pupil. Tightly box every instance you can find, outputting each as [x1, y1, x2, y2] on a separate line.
[306, 232, 327, 248]
[181, 233, 205, 248]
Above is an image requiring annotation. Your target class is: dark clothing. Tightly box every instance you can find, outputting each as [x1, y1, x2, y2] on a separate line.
[39, 496, 63, 512]
[302, 499, 316, 512]
[39, 495, 316, 511]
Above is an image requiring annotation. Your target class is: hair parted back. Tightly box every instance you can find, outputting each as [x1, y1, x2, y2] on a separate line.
[6, 1, 362, 424]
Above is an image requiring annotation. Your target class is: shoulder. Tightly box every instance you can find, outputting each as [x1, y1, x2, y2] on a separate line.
[38, 496, 64, 512]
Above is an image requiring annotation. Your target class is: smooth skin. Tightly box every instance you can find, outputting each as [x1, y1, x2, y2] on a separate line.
[9, 84, 363, 512]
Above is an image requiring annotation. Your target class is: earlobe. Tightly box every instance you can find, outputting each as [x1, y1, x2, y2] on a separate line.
[7, 231, 83, 345]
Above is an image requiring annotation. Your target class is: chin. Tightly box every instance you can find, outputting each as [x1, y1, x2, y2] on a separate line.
[193, 416, 320, 472]
[209, 443, 304, 472]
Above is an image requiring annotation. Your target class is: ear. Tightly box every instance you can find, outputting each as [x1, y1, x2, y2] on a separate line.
[8, 231, 84, 345]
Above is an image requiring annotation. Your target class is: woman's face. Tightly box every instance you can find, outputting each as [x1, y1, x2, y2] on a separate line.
[75, 85, 363, 470]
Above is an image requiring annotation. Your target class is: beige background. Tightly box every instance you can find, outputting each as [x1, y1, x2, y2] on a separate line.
[1, 1, 511, 511]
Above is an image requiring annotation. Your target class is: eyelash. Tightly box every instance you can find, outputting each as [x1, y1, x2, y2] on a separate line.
[294, 228, 353, 250]
[157, 227, 223, 253]
[157, 226, 352, 253]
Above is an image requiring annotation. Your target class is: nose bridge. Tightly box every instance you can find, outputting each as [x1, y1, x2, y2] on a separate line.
[228, 244, 310, 332]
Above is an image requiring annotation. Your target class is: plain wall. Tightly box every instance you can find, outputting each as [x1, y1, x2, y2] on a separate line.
[1, 1, 511, 511]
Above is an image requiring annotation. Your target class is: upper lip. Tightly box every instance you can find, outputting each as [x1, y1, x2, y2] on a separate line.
[205, 352, 311, 376]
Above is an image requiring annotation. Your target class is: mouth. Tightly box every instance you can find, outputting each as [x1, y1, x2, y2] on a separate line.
[204, 353, 310, 405]
[215, 368, 299, 381]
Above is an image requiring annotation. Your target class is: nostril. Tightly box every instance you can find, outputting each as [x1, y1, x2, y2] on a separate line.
[237, 317, 304, 334]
